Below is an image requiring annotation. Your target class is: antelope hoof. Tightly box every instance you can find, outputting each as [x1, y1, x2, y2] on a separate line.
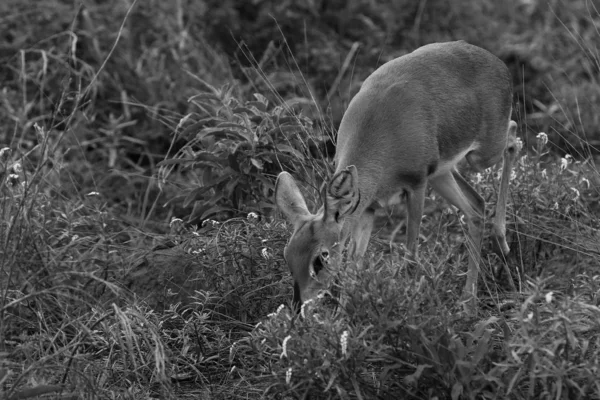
[458, 292, 477, 316]
[491, 223, 510, 255]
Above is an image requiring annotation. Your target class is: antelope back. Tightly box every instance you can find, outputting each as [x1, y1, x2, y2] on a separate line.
[334, 41, 512, 204]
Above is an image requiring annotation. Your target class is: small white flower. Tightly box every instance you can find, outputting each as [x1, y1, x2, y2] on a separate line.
[474, 173, 483, 184]
[510, 170, 517, 181]
[515, 137, 524, 152]
[560, 157, 569, 172]
[229, 342, 236, 361]
[340, 330, 349, 356]
[202, 219, 219, 228]
[536, 132, 548, 146]
[277, 304, 285, 314]
[261, 248, 271, 259]
[8, 174, 19, 186]
[268, 303, 285, 318]
[11, 162, 22, 173]
[300, 298, 314, 318]
[286, 367, 292, 385]
[581, 177, 590, 189]
[0, 147, 10, 162]
[571, 188, 580, 202]
[545, 292, 554, 303]
[247, 212, 258, 221]
[281, 335, 291, 359]
[169, 217, 183, 227]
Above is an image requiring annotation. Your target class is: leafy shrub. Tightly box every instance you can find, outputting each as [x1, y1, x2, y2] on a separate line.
[158, 81, 328, 222]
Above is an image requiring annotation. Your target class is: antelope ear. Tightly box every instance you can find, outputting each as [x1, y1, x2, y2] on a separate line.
[275, 172, 311, 225]
[324, 165, 360, 223]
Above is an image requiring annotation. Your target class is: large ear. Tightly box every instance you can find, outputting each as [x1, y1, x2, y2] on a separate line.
[324, 165, 360, 223]
[275, 172, 311, 225]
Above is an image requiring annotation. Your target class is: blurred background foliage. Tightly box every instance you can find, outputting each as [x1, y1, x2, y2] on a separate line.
[1, 0, 599, 221]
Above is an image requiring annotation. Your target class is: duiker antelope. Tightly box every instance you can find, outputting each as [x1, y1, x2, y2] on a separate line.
[275, 41, 518, 311]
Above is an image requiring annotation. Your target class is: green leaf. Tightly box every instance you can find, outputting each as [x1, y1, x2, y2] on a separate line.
[472, 329, 492, 366]
[250, 158, 264, 170]
[324, 370, 339, 392]
[232, 106, 259, 116]
[252, 93, 269, 105]
[451, 382, 463, 400]
[217, 121, 251, 131]
[276, 144, 304, 159]
[157, 158, 195, 166]
[473, 316, 498, 339]
[283, 97, 318, 110]
[247, 101, 267, 112]
[189, 92, 222, 102]
[403, 364, 431, 385]
[279, 124, 306, 134]
[199, 127, 249, 142]
[178, 118, 219, 138]
[455, 360, 473, 381]
[225, 175, 240, 194]
[183, 186, 212, 208]
[228, 154, 240, 172]
[200, 205, 228, 220]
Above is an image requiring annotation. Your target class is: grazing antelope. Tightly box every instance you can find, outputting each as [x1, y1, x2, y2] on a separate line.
[275, 41, 518, 312]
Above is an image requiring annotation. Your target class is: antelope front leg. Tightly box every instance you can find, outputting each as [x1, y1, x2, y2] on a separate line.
[463, 213, 484, 302]
[493, 120, 518, 255]
[404, 185, 426, 265]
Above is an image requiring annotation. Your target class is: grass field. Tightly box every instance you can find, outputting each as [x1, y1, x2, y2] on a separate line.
[1, 0, 600, 398]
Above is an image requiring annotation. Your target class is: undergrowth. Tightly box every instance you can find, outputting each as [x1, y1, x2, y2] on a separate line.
[1, 0, 600, 399]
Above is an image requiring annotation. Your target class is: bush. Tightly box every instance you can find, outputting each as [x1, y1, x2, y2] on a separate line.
[158, 81, 328, 222]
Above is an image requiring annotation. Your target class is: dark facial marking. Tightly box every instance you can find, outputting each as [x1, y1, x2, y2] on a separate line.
[313, 252, 326, 274]
[427, 162, 437, 176]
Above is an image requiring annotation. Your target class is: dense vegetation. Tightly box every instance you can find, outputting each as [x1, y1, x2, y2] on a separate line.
[1, 0, 599, 398]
